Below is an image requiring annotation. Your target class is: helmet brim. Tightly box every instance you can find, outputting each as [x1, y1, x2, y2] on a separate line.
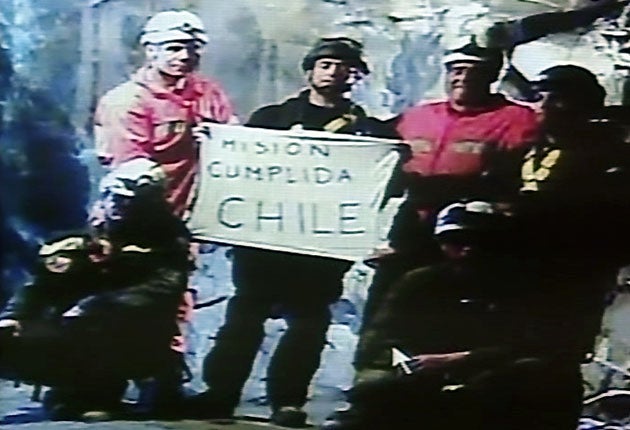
[442, 52, 487, 65]
[141, 29, 208, 45]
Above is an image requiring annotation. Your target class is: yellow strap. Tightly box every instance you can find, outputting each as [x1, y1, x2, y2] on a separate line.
[521, 148, 561, 186]
[323, 114, 358, 133]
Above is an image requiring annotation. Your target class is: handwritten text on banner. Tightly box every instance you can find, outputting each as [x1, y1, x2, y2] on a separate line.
[187, 124, 401, 261]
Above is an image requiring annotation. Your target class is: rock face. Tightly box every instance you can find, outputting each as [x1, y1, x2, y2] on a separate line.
[74, 0, 629, 121]
[0, 0, 90, 303]
[5, 0, 627, 128]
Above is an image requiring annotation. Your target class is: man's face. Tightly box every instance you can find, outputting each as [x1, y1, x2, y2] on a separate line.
[445, 61, 493, 106]
[308, 58, 352, 94]
[103, 193, 133, 228]
[440, 242, 474, 261]
[147, 40, 203, 77]
[437, 230, 490, 262]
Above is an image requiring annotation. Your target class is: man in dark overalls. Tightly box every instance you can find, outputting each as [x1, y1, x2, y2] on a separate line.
[323, 201, 590, 430]
[0, 159, 191, 421]
[192, 37, 394, 427]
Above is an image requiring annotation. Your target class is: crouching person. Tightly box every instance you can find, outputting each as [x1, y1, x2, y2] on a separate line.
[323, 201, 587, 430]
[0, 158, 191, 421]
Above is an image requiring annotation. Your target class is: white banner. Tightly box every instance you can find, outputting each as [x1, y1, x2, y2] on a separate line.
[187, 124, 401, 261]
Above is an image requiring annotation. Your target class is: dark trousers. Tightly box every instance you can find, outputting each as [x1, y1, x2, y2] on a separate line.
[202, 248, 348, 409]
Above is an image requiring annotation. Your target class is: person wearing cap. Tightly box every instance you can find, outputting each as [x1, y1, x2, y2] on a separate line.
[0, 159, 191, 421]
[190, 37, 394, 427]
[517, 64, 630, 256]
[353, 39, 539, 380]
[323, 201, 589, 430]
[513, 64, 630, 359]
[384, 40, 538, 258]
[521, 64, 613, 197]
[94, 10, 235, 218]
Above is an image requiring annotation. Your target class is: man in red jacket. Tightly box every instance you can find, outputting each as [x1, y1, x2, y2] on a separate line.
[355, 39, 539, 375]
[94, 10, 235, 218]
[93, 10, 236, 414]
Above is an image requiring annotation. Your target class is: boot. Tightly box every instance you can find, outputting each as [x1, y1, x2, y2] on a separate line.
[184, 389, 237, 420]
[270, 405, 308, 428]
[320, 407, 367, 430]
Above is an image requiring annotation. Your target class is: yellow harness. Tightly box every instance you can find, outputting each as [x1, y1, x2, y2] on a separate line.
[322, 104, 362, 133]
[521, 147, 562, 193]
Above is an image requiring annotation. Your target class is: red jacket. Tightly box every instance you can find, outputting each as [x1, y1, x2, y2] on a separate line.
[396, 95, 538, 208]
[94, 68, 234, 217]
[398, 95, 538, 176]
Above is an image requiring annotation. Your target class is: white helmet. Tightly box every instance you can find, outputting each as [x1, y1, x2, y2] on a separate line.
[434, 201, 495, 236]
[100, 158, 166, 198]
[140, 10, 208, 46]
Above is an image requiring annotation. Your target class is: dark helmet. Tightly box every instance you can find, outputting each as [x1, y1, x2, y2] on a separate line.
[301, 36, 369, 74]
[531, 64, 605, 112]
[442, 37, 504, 82]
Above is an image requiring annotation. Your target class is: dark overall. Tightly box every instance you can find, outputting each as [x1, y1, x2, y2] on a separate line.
[202, 90, 395, 411]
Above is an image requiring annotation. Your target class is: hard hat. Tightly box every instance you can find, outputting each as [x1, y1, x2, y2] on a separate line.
[301, 36, 369, 74]
[531, 64, 605, 110]
[442, 37, 503, 81]
[140, 10, 208, 45]
[39, 235, 86, 257]
[99, 158, 166, 198]
[434, 201, 495, 236]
